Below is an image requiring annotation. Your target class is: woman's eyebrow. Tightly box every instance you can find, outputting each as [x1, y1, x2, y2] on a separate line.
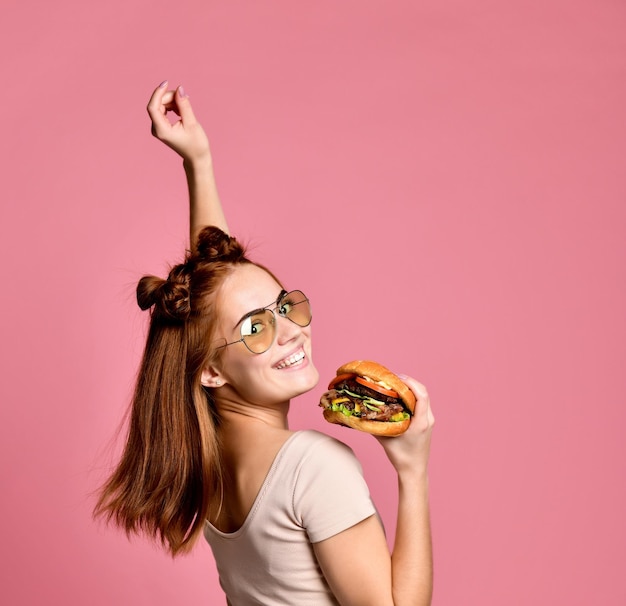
[233, 307, 265, 330]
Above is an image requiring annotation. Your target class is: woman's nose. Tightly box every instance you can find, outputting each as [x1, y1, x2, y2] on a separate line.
[275, 314, 301, 345]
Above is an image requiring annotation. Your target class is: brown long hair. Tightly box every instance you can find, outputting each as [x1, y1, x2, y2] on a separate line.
[94, 227, 252, 556]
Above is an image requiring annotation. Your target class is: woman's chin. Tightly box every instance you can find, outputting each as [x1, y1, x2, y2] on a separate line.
[283, 362, 320, 400]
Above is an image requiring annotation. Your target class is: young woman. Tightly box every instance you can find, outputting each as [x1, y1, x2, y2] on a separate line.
[95, 81, 435, 606]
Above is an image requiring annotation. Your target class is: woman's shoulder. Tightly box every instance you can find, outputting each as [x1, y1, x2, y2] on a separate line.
[289, 431, 375, 541]
[286, 430, 363, 473]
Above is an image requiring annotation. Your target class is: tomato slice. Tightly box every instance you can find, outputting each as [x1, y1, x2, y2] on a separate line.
[328, 373, 355, 390]
[355, 376, 399, 398]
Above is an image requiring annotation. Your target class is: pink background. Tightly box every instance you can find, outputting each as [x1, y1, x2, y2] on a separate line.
[1, 1, 625, 604]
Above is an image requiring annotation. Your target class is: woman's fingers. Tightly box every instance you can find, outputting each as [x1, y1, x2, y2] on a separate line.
[173, 86, 197, 126]
[399, 375, 429, 403]
[146, 81, 168, 116]
[147, 83, 197, 138]
[161, 90, 178, 113]
[396, 374, 434, 433]
[147, 81, 173, 139]
[146, 82, 211, 162]
[374, 374, 434, 473]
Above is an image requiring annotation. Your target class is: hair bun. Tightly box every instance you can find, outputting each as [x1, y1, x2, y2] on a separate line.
[195, 226, 245, 263]
[136, 266, 191, 321]
[136, 227, 247, 322]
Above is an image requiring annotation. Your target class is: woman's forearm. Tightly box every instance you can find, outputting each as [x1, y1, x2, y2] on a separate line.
[183, 156, 229, 244]
[391, 470, 433, 606]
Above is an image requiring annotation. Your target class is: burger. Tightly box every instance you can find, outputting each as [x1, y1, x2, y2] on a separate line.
[319, 360, 415, 436]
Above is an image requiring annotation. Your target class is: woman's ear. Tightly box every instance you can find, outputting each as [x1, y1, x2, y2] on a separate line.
[201, 366, 225, 388]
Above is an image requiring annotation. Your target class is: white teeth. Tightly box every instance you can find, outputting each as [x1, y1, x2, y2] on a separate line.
[275, 350, 305, 369]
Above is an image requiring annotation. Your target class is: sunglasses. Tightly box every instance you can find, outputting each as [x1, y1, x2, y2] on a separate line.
[218, 290, 312, 354]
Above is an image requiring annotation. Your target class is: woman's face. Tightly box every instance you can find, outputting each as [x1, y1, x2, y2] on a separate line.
[211, 264, 319, 407]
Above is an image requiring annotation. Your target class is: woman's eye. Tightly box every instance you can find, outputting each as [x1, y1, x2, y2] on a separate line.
[249, 321, 265, 335]
[241, 316, 265, 337]
[279, 295, 299, 315]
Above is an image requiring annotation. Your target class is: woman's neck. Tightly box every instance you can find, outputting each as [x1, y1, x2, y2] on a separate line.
[214, 392, 290, 430]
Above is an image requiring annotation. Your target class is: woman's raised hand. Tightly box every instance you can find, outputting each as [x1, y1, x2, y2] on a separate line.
[147, 82, 228, 238]
[147, 81, 211, 164]
[375, 375, 434, 476]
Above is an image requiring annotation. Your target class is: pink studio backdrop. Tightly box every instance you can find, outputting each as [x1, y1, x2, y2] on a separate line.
[1, 1, 625, 604]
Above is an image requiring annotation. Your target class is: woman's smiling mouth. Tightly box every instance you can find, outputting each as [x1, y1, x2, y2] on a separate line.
[274, 348, 306, 370]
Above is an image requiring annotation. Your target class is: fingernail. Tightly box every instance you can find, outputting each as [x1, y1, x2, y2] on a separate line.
[159, 80, 168, 88]
[397, 373, 409, 381]
[178, 85, 187, 97]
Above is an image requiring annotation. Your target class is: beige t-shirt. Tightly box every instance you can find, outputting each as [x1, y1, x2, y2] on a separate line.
[204, 430, 377, 605]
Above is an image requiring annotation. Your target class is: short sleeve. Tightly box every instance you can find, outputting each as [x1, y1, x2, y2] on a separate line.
[292, 434, 377, 544]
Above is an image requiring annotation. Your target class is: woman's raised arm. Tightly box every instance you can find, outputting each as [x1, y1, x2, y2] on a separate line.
[146, 82, 229, 244]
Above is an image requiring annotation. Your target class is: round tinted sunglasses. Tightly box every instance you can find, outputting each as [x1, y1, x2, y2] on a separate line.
[218, 290, 312, 354]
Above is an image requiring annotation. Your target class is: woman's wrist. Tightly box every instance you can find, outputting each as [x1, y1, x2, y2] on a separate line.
[183, 153, 214, 174]
[395, 463, 429, 485]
